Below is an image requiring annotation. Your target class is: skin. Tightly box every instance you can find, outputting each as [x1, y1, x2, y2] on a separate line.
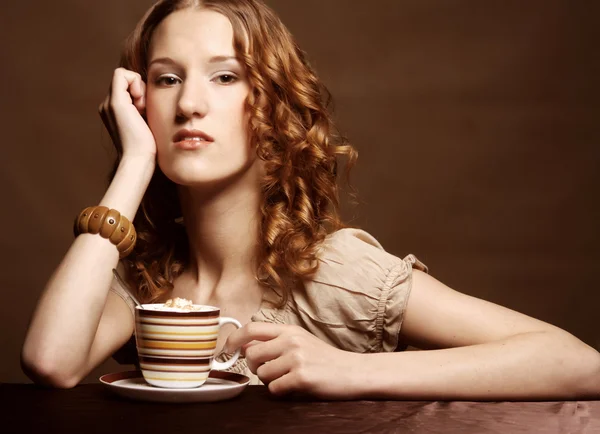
[144, 9, 266, 352]
[146, 10, 259, 190]
[22, 7, 600, 399]
[227, 272, 600, 400]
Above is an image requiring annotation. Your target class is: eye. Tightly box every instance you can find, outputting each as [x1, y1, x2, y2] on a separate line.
[214, 74, 238, 85]
[155, 75, 181, 86]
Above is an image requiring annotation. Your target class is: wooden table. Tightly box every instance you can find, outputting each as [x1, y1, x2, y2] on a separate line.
[2, 383, 599, 433]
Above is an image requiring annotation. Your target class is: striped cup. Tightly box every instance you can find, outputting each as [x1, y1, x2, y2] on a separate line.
[134, 304, 242, 388]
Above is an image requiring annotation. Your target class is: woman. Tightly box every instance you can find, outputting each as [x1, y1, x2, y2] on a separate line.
[21, 0, 600, 400]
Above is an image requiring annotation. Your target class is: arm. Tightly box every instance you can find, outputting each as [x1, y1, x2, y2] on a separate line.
[21, 69, 155, 388]
[228, 270, 600, 400]
[358, 270, 600, 400]
[21, 157, 153, 388]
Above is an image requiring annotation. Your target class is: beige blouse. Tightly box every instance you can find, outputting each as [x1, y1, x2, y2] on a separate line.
[110, 228, 427, 385]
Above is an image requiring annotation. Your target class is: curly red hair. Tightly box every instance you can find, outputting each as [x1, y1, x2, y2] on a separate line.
[114, 0, 358, 304]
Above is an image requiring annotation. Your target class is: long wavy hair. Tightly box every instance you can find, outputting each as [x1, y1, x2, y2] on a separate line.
[113, 0, 358, 304]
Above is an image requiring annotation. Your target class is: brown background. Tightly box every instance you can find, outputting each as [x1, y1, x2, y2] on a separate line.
[1, 1, 598, 383]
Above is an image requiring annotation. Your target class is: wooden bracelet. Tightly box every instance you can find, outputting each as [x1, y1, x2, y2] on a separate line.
[73, 206, 137, 258]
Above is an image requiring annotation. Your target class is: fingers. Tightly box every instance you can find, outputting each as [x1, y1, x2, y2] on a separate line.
[241, 339, 262, 355]
[255, 351, 292, 384]
[244, 337, 285, 373]
[267, 370, 304, 397]
[129, 78, 146, 113]
[98, 68, 146, 147]
[110, 67, 145, 108]
[226, 322, 287, 352]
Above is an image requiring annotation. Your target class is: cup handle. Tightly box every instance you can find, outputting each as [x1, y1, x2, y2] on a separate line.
[211, 317, 243, 371]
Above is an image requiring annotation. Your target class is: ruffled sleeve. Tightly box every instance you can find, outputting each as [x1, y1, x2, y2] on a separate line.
[254, 228, 427, 353]
[109, 280, 136, 321]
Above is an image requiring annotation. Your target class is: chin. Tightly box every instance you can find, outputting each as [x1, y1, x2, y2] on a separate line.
[161, 164, 260, 193]
[162, 168, 223, 187]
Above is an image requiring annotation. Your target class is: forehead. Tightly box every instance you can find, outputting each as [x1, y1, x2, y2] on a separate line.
[148, 8, 236, 60]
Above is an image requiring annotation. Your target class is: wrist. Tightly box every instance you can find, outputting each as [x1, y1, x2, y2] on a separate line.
[349, 352, 401, 399]
[99, 156, 156, 220]
[119, 154, 156, 172]
[342, 351, 383, 399]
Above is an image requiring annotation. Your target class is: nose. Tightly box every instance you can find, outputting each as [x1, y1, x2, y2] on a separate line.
[176, 79, 208, 120]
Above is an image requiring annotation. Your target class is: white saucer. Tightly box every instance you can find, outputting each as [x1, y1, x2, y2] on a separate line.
[100, 370, 250, 403]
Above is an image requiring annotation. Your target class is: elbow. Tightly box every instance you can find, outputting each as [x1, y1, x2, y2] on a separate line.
[579, 347, 600, 398]
[20, 346, 81, 389]
[562, 341, 600, 399]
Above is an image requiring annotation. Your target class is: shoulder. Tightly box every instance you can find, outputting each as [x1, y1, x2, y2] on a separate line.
[312, 227, 427, 285]
[319, 227, 386, 255]
[109, 262, 137, 319]
[282, 228, 427, 352]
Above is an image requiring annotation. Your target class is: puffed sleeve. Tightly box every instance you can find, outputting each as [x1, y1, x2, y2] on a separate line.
[109, 273, 137, 321]
[256, 228, 427, 353]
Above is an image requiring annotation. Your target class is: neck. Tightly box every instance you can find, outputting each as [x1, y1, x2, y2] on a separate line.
[178, 179, 261, 291]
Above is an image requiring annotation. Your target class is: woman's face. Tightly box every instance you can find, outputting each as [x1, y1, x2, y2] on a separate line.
[145, 8, 256, 188]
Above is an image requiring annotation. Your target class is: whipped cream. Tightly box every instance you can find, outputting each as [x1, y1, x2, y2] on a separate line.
[163, 297, 199, 310]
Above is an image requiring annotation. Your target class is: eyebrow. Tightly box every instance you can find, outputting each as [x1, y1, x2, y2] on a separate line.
[148, 55, 239, 67]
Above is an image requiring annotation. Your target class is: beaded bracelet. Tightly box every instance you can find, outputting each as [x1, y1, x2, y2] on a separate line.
[73, 206, 137, 258]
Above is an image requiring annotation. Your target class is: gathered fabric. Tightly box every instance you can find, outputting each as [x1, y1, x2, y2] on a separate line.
[111, 228, 427, 385]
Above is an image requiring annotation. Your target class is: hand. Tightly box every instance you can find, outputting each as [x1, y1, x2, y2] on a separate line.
[226, 323, 364, 399]
[98, 68, 156, 160]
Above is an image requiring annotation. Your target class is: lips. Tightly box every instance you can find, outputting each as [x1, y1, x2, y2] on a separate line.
[173, 128, 214, 150]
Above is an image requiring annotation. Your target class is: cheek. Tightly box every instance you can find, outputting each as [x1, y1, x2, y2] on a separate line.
[225, 91, 251, 136]
[221, 84, 249, 114]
